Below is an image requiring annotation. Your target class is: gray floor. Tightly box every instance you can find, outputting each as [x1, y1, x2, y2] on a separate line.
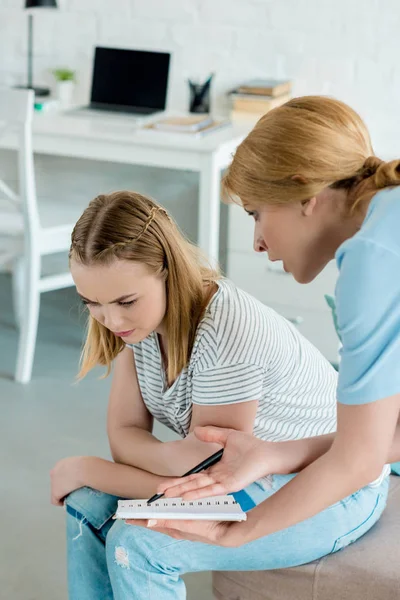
[0, 273, 212, 599]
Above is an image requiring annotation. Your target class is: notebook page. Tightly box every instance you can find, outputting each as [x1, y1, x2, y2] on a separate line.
[115, 495, 246, 521]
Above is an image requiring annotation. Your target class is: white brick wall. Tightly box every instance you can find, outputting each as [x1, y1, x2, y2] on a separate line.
[1, 1, 398, 360]
[0, 0, 399, 147]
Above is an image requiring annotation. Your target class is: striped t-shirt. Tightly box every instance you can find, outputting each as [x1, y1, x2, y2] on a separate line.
[130, 279, 337, 442]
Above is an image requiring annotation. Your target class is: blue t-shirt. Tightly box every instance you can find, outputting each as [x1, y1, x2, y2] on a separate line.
[335, 186, 400, 405]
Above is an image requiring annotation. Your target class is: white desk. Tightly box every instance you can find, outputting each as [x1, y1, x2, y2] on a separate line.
[0, 111, 250, 263]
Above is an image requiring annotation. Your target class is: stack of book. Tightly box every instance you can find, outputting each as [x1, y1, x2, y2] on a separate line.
[229, 79, 292, 122]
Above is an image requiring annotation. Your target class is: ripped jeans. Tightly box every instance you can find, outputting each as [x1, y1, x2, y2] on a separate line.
[65, 473, 389, 600]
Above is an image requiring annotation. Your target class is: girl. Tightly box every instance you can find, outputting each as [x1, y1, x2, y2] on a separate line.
[51, 188, 385, 600]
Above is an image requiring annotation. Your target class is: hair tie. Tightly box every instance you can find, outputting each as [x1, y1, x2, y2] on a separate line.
[361, 156, 384, 178]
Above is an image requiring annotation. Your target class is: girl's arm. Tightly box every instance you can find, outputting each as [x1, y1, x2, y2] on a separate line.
[108, 347, 260, 477]
[159, 397, 260, 475]
[107, 348, 223, 476]
[107, 347, 174, 474]
[158, 357, 264, 474]
[79, 458, 168, 499]
[50, 456, 171, 504]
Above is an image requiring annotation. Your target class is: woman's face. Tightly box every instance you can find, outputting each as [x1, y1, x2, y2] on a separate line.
[245, 195, 337, 284]
[70, 259, 167, 343]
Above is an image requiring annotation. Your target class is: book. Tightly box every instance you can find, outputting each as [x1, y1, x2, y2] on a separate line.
[143, 118, 231, 137]
[153, 115, 214, 132]
[237, 79, 292, 97]
[231, 92, 292, 113]
[230, 109, 265, 123]
[114, 494, 247, 521]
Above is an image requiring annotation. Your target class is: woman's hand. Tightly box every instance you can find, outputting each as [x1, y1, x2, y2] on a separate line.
[156, 426, 272, 500]
[127, 507, 262, 547]
[50, 456, 88, 506]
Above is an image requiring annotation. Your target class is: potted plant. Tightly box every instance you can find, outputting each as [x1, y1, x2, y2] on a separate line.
[52, 68, 76, 108]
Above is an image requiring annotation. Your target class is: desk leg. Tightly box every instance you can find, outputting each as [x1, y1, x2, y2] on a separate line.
[198, 154, 221, 265]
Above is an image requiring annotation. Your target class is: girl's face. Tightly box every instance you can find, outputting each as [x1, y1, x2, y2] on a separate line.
[70, 259, 167, 343]
[245, 193, 339, 284]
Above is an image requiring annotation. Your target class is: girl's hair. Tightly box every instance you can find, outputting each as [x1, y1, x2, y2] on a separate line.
[70, 191, 220, 382]
[223, 95, 400, 213]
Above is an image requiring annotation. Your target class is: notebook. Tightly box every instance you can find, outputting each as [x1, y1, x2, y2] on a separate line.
[114, 495, 247, 521]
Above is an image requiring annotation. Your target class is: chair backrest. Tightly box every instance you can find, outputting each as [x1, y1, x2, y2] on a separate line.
[0, 88, 40, 250]
[0, 88, 34, 124]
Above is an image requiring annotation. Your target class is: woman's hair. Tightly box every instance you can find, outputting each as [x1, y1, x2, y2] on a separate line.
[70, 191, 220, 381]
[223, 95, 400, 213]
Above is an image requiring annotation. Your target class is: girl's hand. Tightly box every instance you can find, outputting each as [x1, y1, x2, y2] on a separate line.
[50, 456, 88, 506]
[156, 426, 272, 500]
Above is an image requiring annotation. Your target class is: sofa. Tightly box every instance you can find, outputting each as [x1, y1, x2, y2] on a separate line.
[213, 474, 400, 600]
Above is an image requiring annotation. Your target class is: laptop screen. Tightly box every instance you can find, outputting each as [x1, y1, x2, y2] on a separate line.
[90, 47, 170, 112]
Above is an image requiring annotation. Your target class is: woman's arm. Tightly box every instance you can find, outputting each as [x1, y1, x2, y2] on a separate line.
[139, 393, 399, 546]
[156, 415, 400, 501]
[257, 414, 400, 475]
[241, 395, 399, 540]
[393, 411, 400, 460]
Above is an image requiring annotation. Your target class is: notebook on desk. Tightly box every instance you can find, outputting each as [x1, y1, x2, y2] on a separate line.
[114, 495, 246, 521]
[70, 46, 170, 119]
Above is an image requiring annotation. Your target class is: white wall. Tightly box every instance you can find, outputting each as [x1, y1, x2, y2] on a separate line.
[1, 0, 399, 361]
[0, 0, 399, 150]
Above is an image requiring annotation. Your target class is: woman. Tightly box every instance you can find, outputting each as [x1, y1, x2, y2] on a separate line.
[53, 183, 388, 600]
[128, 96, 400, 557]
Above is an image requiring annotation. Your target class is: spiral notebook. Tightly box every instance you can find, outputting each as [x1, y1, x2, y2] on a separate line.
[114, 495, 246, 521]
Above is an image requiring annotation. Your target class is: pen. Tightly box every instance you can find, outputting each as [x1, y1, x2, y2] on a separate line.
[147, 448, 224, 505]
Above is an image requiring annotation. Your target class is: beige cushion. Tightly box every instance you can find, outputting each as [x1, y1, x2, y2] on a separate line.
[213, 475, 400, 600]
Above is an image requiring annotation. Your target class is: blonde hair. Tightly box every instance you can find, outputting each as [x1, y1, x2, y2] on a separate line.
[70, 191, 220, 382]
[223, 96, 400, 212]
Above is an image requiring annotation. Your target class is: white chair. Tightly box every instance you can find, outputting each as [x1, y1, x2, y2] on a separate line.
[0, 88, 79, 383]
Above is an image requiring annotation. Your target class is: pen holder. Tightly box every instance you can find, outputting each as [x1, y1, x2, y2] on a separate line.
[188, 73, 214, 113]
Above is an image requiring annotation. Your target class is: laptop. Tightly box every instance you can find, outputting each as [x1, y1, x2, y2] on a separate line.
[73, 46, 170, 118]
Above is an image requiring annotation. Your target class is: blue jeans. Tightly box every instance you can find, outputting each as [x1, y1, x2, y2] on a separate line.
[65, 474, 389, 600]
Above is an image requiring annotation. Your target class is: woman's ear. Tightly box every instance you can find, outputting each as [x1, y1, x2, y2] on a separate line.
[301, 196, 317, 217]
[291, 175, 318, 216]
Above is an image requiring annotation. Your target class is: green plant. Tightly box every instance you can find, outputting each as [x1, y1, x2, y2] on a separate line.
[52, 68, 76, 82]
